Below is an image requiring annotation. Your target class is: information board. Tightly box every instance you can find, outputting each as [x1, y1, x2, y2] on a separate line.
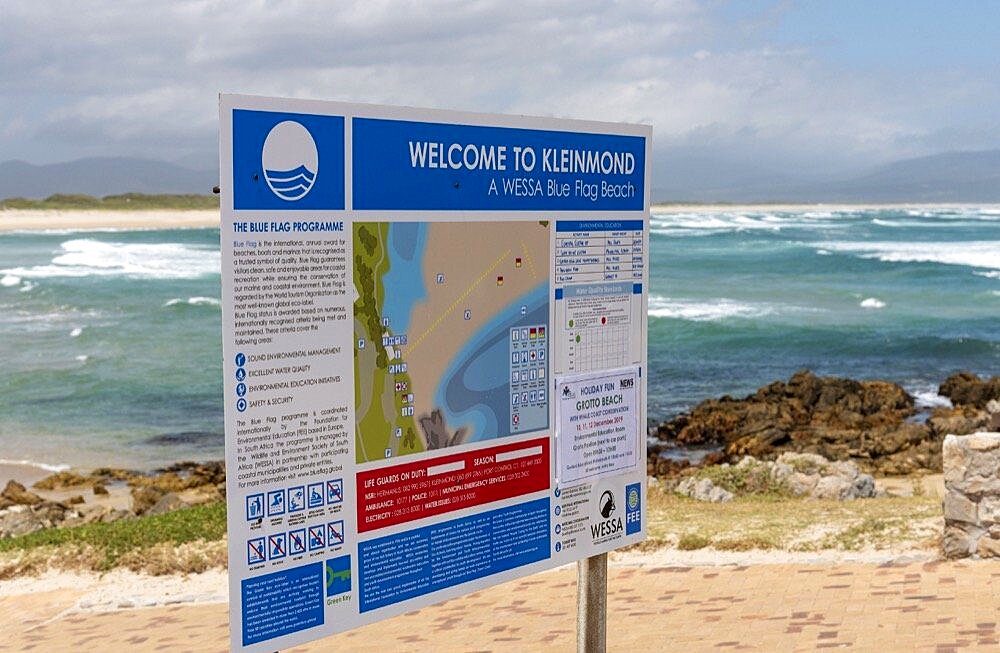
[220, 94, 650, 652]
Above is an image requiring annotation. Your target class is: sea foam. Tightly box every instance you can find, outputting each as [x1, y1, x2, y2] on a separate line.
[164, 296, 221, 307]
[648, 296, 775, 321]
[860, 297, 885, 309]
[650, 211, 847, 236]
[817, 240, 1000, 271]
[0, 458, 70, 473]
[0, 239, 220, 280]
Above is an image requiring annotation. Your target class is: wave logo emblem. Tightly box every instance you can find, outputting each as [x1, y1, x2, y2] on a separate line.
[627, 487, 639, 511]
[261, 120, 318, 201]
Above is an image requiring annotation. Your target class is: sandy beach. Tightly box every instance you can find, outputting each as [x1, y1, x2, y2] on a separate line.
[2, 204, 1000, 234]
[0, 209, 219, 232]
[0, 463, 51, 488]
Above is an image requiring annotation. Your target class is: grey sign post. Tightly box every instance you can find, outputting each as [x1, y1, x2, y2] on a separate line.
[577, 553, 608, 653]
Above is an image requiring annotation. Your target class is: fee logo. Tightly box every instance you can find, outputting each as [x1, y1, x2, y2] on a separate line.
[625, 482, 642, 535]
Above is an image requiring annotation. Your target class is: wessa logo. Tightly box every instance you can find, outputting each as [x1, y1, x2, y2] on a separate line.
[591, 489, 623, 542]
[261, 120, 318, 201]
[599, 490, 616, 518]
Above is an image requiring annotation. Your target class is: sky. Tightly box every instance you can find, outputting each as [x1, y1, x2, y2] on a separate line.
[2, 0, 999, 183]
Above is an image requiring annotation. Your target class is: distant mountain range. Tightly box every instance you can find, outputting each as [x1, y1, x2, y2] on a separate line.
[0, 157, 215, 199]
[2, 150, 999, 203]
[655, 149, 1000, 203]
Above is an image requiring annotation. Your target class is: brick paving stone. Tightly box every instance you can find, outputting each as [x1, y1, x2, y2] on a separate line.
[2, 561, 999, 651]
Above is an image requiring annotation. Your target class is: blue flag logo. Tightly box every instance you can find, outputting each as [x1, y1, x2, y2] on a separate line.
[262, 120, 318, 201]
[232, 109, 344, 210]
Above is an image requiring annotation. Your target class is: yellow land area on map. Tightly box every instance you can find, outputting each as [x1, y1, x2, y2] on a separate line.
[354, 220, 549, 463]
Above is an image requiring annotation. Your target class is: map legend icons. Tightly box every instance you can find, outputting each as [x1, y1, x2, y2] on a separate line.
[234, 352, 247, 412]
[247, 537, 265, 565]
[328, 520, 345, 547]
[288, 486, 305, 512]
[308, 483, 324, 509]
[326, 479, 343, 504]
[268, 533, 287, 561]
[308, 525, 326, 551]
[509, 323, 548, 432]
[289, 528, 307, 555]
[267, 489, 285, 516]
[246, 493, 264, 521]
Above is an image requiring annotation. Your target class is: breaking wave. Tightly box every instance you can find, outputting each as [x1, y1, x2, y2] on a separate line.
[0, 239, 220, 280]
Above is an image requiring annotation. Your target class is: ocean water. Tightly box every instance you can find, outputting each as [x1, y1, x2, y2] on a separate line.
[647, 207, 999, 420]
[0, 229, 223, 470]
[0, 207, 998, 470]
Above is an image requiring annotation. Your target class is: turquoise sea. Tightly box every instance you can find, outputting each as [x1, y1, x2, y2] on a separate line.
[0, 207, 998, 470]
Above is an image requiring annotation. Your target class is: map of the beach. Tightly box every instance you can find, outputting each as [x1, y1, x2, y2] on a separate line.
[353, 221, 550, 464]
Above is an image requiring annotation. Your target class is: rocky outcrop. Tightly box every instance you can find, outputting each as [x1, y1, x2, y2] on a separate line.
[0, 459, 229, 539]
[939, 372, 1000, 409]
[674, 453, 877, 501]
[651, 370, 945, 474]
[33, 460, 227, 496]
[932, 372, 1000, 435]
[0, 500, 80, 538]
[32, 471, 97, 490]
[2, 480, 44, 506]
[131, 486, 167, 516]
[676, 477, 734, 503]
[941, 432, 1000, 559]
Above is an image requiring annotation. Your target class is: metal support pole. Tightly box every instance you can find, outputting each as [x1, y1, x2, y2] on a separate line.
[577, 553, 607, 653]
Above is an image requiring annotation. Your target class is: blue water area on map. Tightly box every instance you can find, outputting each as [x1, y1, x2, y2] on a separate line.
[434, 283, 548, 441]
[381, 222, 428, 335]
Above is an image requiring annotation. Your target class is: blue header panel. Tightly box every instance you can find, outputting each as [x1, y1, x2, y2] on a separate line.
[232, 110, 345, 210]
[353, 118, 645, 211]
[555, 219, 645, 232]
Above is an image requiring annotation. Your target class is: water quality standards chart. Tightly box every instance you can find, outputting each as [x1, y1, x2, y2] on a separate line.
[221, 94, 650, 652]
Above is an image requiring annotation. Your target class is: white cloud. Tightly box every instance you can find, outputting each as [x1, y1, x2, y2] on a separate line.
[0, 0, 997, 179]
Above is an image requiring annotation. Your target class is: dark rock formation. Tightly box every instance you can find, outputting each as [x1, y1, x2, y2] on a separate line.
[2, 480, 44, 506]
[939, 371, 1000, 409]
[420, 409, 468, 449]
[1, 460, 229, 538]
[649, 370, 992, 475]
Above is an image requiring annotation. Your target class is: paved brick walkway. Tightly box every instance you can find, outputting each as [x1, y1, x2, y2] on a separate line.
[3, 560, 998, 652]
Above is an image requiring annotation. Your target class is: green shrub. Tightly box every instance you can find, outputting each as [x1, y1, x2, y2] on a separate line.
[677, 533, 711, 550]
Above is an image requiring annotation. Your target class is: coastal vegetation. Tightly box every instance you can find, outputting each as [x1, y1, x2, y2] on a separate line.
[0, 193, 218, 210]
[0, 490, 943, 578]
[0, 502, 226, 577]
[641, 491, 940, 554]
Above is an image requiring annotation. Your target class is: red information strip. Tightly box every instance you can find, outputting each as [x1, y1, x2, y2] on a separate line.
[357, 437, 549, 533]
